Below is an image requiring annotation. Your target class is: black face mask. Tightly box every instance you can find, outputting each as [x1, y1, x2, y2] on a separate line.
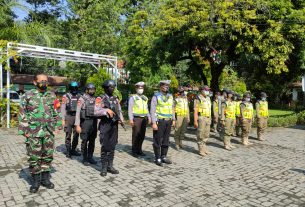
[36, 81, 48, 91]
[87, 89, 95, 96]
[70, 86, 78, 94]
[106, 87, 115, 96]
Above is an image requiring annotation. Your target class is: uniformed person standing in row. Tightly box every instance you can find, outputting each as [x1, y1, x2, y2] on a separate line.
[128, 82, 151, 157]
[220, 90, 236, 150]
[75, 83, 98, 165]
[98, 80, 123, 176]
[61, 81, 81, 158]
[240, 93, 254, 146]
[235, 94, 242, 137]
[256, 92, 269, 141]
[194, 85, 212, 156]
[151, 80, 175, 166]
[18, 73, 62, 193]
[173, 86, 190, 150]
[212, 92, 220, 133]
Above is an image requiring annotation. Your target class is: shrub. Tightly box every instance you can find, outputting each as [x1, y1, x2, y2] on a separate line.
[297, 110, 305, 125]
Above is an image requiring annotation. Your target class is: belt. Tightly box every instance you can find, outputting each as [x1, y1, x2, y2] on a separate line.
[134, 116, 147, 118]
[158, 118, 172, 121]
[198, 113, 210, 118]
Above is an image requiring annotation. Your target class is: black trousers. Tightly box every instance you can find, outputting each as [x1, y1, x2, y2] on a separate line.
[153, 120, 172, 158]
[132, 117, 147, 153]
[64, 114, 79, 152]
[80, 118, 97, 159]
[99, 118, 118, 152]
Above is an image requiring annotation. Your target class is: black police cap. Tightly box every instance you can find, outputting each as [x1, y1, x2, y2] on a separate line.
[102, 80, 116, 88]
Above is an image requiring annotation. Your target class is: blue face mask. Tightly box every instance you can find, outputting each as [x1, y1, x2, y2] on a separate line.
[261, 97, 266, 101]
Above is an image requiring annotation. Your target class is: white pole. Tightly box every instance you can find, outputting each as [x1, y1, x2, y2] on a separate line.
[6, 57, 10, 128]
[115, 58, 118, 86]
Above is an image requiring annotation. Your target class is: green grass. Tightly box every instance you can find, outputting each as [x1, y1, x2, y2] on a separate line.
[253, 109, 295, 117]
[268, 109, 295, 117]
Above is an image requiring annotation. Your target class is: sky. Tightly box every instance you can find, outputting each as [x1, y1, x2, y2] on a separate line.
[12, 0, 69, 21]
[12, 1, 31, 21]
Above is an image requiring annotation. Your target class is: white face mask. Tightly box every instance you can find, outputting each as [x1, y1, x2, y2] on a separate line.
[136, 89, 144, 94]
[261, 97, 266, 101]
[245, 98, 251, 102]
[183, 91, 188, 96]
[204, 91, 210, 96]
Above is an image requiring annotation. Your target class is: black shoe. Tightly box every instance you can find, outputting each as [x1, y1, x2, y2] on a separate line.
[30, 174, 40, 193]
[41, 172, 54, 189]
[82, 159, 90, 166]
[138, 151, 146, 156]
[66, 152, 72, 158]
[161, 157, 172, 164]
[131, 152, 139, 158]
[107, 160, 119, 174]
[100, 161, 108, 177]
[88, 158, 97, 165]
[70, 150, 81, 156]
[107, 166, 119, 174]
[155, 158, 163, 167]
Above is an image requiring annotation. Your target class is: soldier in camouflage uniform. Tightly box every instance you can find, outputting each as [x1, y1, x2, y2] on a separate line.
[18, 73, 62, 193]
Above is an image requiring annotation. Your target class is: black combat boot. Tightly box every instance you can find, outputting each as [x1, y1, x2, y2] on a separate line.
[107, 152, 119, 174]
[66, 145, 72, 158]
[100, 152, 108, 177]
[30, 174, 40, 193]
[153, 146, 163, 166]
[70, 148, 81, 156]
[41, 172, 54, 189]
[161, 146, 172, 164]
[88, 157, 97, 165]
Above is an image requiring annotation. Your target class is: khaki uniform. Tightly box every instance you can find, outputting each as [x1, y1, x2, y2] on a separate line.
[212, 99, 219, 132]
[256, 100, 269, 140]
[194, 95, 211, 156]
[235, 101, 242, 137]
[240, 101, 254, 145]
[220, 100, 236, 149]
[174, 95, 189, 149]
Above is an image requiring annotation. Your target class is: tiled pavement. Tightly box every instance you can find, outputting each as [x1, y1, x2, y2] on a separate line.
[0, 125, 305, 207]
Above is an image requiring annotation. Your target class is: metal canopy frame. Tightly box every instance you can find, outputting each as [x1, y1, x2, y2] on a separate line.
[1, 42, 118, 128]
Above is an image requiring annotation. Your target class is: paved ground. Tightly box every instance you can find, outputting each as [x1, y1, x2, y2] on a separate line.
[0, 125, 305, 207]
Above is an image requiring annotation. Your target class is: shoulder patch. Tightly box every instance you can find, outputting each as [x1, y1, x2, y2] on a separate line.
[95, 97, 102, 105]
[62, 96, 66, 104]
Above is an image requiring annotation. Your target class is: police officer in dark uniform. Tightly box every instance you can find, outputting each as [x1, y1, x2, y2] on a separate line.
[75, 83, 98, 165]
[96, 80, 124, 177]
[61, 81, 81, 158]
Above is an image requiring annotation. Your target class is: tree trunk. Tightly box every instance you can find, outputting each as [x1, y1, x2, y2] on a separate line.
[210, 63, 225, 92]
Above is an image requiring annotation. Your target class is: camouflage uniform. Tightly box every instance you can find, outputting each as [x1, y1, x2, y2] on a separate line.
[18, 89, 62, 175]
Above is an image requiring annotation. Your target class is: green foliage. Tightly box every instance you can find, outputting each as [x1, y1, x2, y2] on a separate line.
[86, 69, 122, 100]
[219, 67, 247, 94]
[86, 68, 111, 96]
[170, 75, 179, 92]
[0, 98, 19, 127]
[267, 114, 298, 127]
[123, 0, 305, 91]
[297, 110, 305, 125]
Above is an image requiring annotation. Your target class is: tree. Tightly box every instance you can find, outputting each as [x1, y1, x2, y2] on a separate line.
[124, 0, 305, 92]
